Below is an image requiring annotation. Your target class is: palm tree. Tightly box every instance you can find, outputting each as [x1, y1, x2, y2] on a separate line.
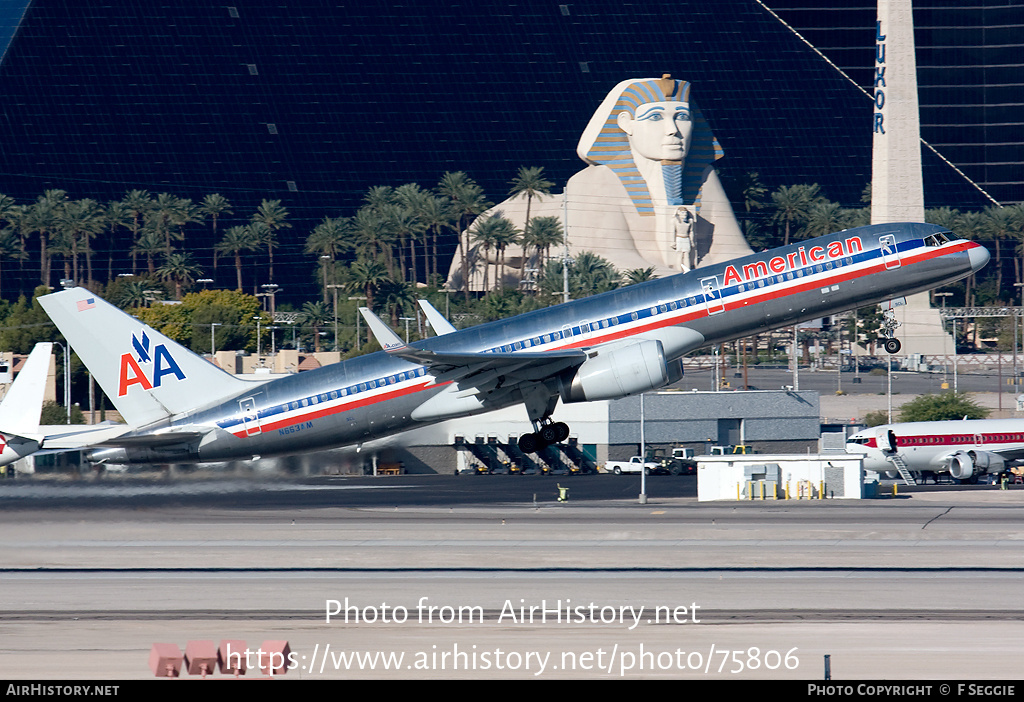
[27, 189, 66, 287]
[802, 200, 844, 240]
[540, 251, 619, 299]
[112, 277, 152, 309]
[0, 227, 27, 298]
[771, 184, 820, 246]
[437, 171, 491, 299]
[56, 198, 106, 285]
[147, 192, 187, 256]
[215, 225, 261, 290]
[131, 226, 165, 275]
[489, 217, 520, 292]
[156, 251, 203, 300]
[470, 215, 500, 291]
[377, 278, 416, 328]
[200, 193, 233, 272]
[521, 215, 563, 274]
[296, 301, 331, 352]
[350, 206, 396, 275]
[571, 251, 620, 297]
[623, 267, 657, 285]
[121, 189, 152, 273]
[980, 205, 1024, 299]
[0, 196, 22, 278]
[347, 257, 389, 343]
[417, 194, 455, 285]
[508, 166, 553, 253]
[383, 202, 425, 284]
[950, 210, 984, 306]
[251, 199, 291, 281]
[200, 193, 232, 239]
[393, 183, 431, 284]
[305, 216, 351, 302]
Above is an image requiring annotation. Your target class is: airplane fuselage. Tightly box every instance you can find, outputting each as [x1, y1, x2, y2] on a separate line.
[847, 418, 1023, 480]
[87, 222, 987, 465]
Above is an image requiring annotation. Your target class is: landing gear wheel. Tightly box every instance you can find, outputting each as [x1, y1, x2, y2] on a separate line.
[539, 424, 560, 444]
[518, 433, 538, 454]
[883, 338, 902, 354]
[551, 422, 570, 442]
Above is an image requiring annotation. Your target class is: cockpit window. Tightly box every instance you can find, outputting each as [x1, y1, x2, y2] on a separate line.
[924, 232, 952, 247]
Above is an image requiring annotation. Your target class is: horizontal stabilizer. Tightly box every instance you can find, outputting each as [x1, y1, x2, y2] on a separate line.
[417, 299, 457, 335]
[39, 424, 133, 449]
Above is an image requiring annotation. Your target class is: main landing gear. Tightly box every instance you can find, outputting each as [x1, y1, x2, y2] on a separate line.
[517, 421, 570, 454]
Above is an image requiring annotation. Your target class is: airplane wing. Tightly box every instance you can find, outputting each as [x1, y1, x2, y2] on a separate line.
[358, 307, 588, 379]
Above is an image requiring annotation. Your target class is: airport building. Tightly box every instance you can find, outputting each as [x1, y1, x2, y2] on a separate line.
[369, 389, 823, 476]
[0, 1, 1010, 298]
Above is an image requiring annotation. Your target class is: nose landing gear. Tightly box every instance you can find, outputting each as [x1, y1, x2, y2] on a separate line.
[880, 307, 902, 354]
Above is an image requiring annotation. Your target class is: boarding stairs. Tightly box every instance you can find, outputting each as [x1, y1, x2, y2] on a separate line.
[885, 452, 916, 486]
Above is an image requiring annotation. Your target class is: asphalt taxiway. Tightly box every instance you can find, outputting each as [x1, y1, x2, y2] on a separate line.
[2, 475, 1023, 680]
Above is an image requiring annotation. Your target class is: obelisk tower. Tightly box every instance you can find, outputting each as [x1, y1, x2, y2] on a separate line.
[870, 0, 952, 358]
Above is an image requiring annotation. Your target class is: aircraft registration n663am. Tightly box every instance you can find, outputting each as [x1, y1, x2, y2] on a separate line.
[39, 222, 988, 466]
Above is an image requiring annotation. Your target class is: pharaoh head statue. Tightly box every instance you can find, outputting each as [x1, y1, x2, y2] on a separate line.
[577, 75, 724, 216]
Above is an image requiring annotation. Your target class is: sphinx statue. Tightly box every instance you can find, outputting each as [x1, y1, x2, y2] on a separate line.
[449, 75, 753, 291]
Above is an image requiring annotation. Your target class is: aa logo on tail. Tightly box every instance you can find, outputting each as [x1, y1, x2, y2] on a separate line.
[117, 331, 187, 396]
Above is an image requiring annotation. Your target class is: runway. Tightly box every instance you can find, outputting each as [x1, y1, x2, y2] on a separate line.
[2, 475, 1023, 680]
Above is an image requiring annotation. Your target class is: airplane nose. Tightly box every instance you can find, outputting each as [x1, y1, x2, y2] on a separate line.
[968, 243, 991, 272]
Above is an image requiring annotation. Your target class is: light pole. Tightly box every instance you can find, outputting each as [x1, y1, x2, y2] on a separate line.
[639, 392, 647, 505]
[210, 322, 222, 356]
[327, 284, 344, 351]
[400, 317, 415, 343]
[253, 315, 263, 358]
[934, 292, 952, 387]
[1015, 283, 1024, 385]
[260, 283, 280, 316]
[52, 342, 71, 425]
[348, 296, 367, 350]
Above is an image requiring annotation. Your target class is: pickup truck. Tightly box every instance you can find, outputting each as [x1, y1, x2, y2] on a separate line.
[604, 456, 660, 475]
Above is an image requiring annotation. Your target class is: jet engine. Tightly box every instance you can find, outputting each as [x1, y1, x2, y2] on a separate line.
[944, 450, 1005, 480]
[87, 443, 198, 466]
[559, 340, 682, 403]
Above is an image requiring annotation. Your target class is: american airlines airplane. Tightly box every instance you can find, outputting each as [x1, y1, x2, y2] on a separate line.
[37, 221, 987, 466]
[846, 418, 1022, 482]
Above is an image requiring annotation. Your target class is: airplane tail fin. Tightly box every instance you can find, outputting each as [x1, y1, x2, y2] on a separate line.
[0, 342, 51, 436]
[38, 289, 250, 428]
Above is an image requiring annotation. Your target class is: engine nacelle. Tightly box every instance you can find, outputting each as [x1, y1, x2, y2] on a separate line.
[968, 450, 1004, 473]
[944, 450, 1005, 480]
[87, 443, 198, 466]
[559, 340, 680, 403]
[946, 451, 975, 480]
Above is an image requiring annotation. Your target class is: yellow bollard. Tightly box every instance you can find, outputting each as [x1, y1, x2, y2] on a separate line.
[819, 480, 824, 499]
[892, 483, 898, 497]
[737, 482, 741, 501]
